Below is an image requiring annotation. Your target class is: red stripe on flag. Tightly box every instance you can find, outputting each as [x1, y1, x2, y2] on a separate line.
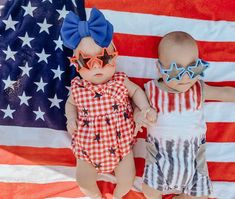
[0, 179, 217, 199]
[207, 123, 235, 142]
[206, 82, 235, 87]
[208, 162, 235, 181]
[113, 33, 235, 61]
[0, 146, 75, 166]
[86, 0, 235, 21]
[0, 182, 83, 199]
[0, 181, 116, 199]
[0, 181, 177, 199]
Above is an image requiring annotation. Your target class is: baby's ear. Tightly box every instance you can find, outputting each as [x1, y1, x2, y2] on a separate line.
[155, 60, 163, 79]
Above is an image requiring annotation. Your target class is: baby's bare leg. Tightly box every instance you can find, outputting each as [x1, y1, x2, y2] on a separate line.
[142, 183, 162, 199]
[173, 194, 208, 199]
[76, 159, 102, 199]
[113, 151, 136, 199]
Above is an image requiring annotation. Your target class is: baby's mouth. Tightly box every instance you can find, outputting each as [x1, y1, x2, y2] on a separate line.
[94, 73, 103, 77]
[178, 82, 191, 85]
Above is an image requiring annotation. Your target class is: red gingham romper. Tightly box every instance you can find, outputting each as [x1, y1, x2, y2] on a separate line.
[71, 72, 135, 173]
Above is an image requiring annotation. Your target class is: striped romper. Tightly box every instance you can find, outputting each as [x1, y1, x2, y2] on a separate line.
[143, 79, 213, 197]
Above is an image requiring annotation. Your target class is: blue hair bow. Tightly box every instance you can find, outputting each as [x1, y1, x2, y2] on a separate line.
[60, 7, 113, 49]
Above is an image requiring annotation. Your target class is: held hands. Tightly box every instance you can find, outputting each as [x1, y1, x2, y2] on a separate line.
[133, 107, 157, 136]
[66, 118, 77, 135]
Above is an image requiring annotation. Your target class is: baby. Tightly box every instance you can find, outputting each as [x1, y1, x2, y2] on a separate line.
[60, 8, 156, 199]
[135, 31, 235, 199]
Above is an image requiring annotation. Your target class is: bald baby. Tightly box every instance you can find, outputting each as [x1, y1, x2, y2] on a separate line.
[158, 31, 199, 68]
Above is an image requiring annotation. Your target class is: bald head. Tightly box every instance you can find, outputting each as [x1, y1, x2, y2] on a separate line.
[158, 31, 199, 67]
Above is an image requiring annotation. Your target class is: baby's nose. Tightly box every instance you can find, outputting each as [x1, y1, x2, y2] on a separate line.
[89, 58, 103, 69]
[181, 72, 191, 80]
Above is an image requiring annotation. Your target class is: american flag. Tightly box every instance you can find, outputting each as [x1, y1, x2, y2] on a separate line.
[1, 0, 235, 199]
[0, 0, 86, 198]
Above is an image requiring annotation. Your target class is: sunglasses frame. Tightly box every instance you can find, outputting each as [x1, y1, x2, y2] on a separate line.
[70, 44, 118, 73]
[158, 58, 209, 82]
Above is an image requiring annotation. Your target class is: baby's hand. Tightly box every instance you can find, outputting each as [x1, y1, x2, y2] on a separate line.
[66, 118, 77, 135]
[133, 108, 155, 136]
[146, 108, 157, 123]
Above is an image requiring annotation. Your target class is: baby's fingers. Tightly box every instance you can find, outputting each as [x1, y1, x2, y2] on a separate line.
[141, 117, 155, 127]
[146, 109, 157, 122]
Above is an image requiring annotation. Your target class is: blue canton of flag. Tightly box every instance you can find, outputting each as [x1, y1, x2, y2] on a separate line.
[0, 0, 85, 130]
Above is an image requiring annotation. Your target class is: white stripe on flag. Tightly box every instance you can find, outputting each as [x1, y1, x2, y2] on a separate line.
[116, 56, 158, 79]
[0, 125, 70, 148]
[206, 143, 235, 162]
[0, 165, 116, 184]
[212, 181, 235, 199]
[1, 103, 235, 148]
[204, 103, 235, 122]
[117, 56, 235, 82]
[86, 9, 235, 42]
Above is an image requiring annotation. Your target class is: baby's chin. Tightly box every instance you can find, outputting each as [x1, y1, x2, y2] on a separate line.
[174, 84, 193, 92]
[90, 77, 110, 85]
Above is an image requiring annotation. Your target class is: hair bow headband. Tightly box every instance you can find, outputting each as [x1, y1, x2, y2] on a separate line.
[60, 7, 113, 49]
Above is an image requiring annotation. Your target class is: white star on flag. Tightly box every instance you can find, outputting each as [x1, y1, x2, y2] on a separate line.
[2, 15, 18, 31]
[18, 62, 32, 77]
[48, 94, 63, 108]
[18, 92, 32, 106]
[51, 66, 64, 80]
[36, 49, 50, 63]
[22, 2, 37, 17]
[18, 32, 34, 47]
[2, 76, 16, 90]
[33, 107, 45, 121]
[53, 36, 63, 50]
[38, 18, 53, 34]
[56, 6, 69, 20]
[34, 78, 47, 92]
[3, 46, 17, 61]
[1, 105, 16, 119]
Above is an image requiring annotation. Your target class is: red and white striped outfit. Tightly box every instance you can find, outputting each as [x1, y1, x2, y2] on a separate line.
[143, 79, 213, 197]
[70, 72, 135, 173]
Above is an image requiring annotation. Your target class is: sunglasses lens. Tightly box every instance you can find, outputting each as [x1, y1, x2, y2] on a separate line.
[98, 49, 116, 66]
[188, 59, 209, 78]
[100, 55, 112, 66]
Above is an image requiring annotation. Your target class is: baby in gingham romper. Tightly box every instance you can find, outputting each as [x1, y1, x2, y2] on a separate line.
[60, 8, 156, 199]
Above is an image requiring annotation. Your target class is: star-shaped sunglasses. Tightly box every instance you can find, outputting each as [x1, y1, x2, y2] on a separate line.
[158, 58, 209, 82]
[70, 48, 118, 72]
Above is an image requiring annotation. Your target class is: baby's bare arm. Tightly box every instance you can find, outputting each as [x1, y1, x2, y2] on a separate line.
[124, 77, 151, 110]
[124, 77, 157, 123]
[204, 84, 235, 102]
[65, 95, 78, 135]
[65, 95, 77, 119]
